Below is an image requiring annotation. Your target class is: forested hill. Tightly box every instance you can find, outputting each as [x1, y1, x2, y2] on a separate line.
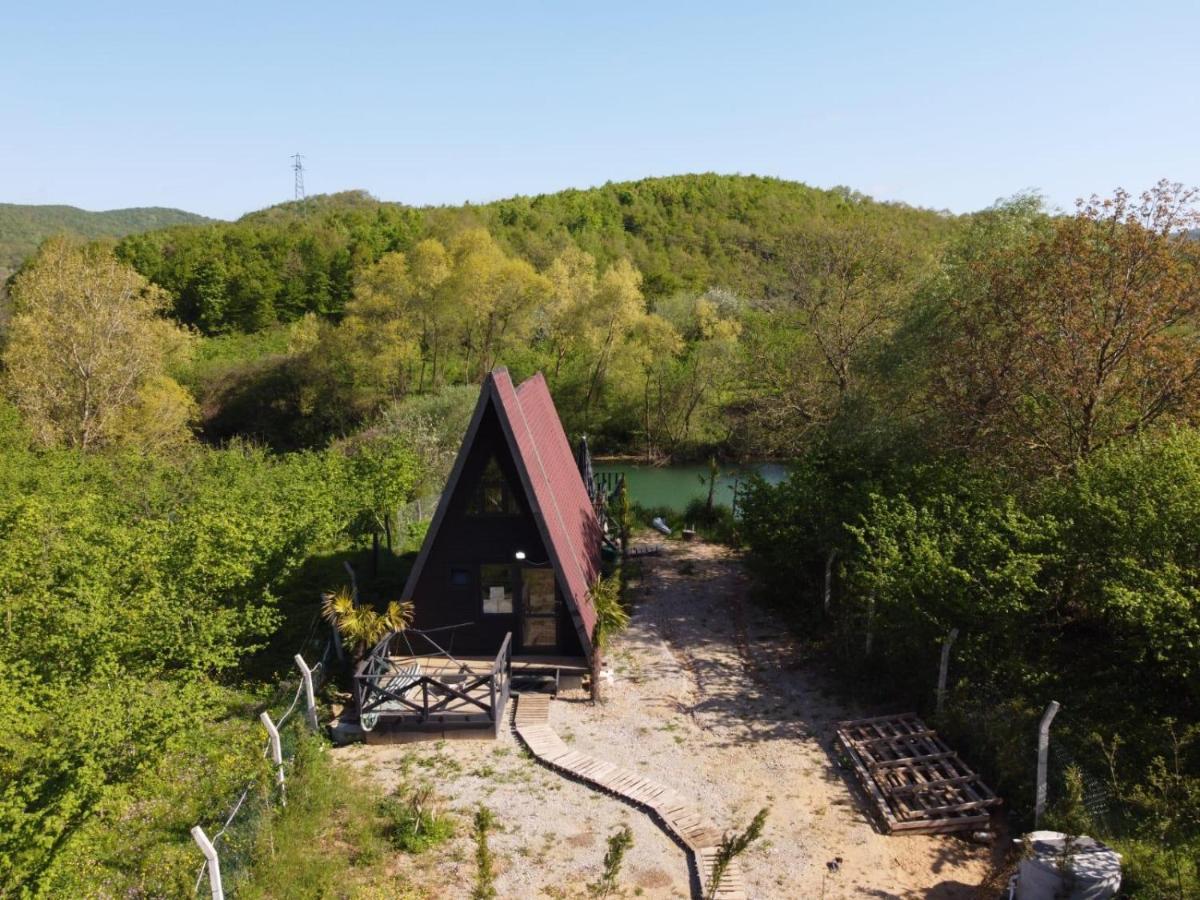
[0, 202, 211, 273]
[116, 174, 957, 333]
[449, 175, 957, 297]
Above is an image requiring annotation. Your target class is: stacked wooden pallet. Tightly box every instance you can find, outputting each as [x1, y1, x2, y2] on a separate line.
[513, 694, 747, 899]
[835, 712, 1000, 835]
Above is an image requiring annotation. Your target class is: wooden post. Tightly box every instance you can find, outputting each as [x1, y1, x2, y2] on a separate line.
[936, 628, 959, 716]
[260, 711, 286, 807]
[1035, 700, 1061, 827]
[489, 668, 498, 734]
[294, 654, 319, 732]
[191, 826, 224, 900]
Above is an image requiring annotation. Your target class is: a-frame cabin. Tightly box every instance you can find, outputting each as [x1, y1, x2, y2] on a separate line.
[401, 367, 603, 667]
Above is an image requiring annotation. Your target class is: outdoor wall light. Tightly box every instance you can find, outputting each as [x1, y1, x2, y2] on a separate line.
[514, 551, 526, 560]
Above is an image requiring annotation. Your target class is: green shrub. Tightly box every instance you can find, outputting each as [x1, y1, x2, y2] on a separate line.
[378, 785, 455, 853]
[590, 573, 631, 651]
[683, 497, 740, 545]
[589, 825, 633, 898]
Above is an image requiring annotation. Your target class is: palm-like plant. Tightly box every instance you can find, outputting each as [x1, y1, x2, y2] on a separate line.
[588, 574, 629, 703]
[321, 585, 414, 659]
[590, 575, 630, 652]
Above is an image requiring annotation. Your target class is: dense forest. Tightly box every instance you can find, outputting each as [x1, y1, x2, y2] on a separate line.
[107, 175, 954, 454]
[1, 174, 1198, 896]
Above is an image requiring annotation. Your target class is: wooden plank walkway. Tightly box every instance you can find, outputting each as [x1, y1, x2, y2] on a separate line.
[513, 694, 747, 899]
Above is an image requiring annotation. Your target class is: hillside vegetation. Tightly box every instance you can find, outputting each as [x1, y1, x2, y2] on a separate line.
[1, 175, 1198, 896]
[113, 174, 954, 452]
[0, 202, 210, 276]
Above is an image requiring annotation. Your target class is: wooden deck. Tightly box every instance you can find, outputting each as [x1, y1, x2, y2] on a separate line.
[355, 634, 513, 735]
[834, 712, 1000, 835]
[514, 694, 747, 899]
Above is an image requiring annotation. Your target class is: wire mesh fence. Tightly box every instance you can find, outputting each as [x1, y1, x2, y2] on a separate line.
[1047, 738, 1114, 831]
[192, 632, 332, 897]
[397, 492, 441, 530]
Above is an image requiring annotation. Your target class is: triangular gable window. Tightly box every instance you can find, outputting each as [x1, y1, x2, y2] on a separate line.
[468, 457, 520, 516]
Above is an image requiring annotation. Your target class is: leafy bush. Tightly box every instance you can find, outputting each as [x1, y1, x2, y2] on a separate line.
[590, 573, 631, 652]
[0, 437, 420, 893]
[740, 430, 1200, 895]
[683, 497, 740, 545]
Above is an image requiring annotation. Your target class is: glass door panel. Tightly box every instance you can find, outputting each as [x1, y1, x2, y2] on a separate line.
[521, 568, 557, 650]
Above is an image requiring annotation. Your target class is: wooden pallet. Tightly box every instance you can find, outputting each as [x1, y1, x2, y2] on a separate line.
[513, 694, 747, 898]
[835, 712, 999, 835]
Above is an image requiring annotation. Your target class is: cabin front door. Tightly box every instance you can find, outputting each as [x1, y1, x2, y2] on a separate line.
[520, 567, 558, 653]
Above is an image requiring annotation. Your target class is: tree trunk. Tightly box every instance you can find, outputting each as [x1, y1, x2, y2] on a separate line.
[865, 593, 875, 656]
[824, 548, 838, 615]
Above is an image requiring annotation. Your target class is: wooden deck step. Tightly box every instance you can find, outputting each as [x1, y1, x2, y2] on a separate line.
[512, 694, 753, 897]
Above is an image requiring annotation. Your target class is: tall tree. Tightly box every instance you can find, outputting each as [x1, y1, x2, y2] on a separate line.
[542, 245, 596, 379]
[407, 238, 452, 389]
[932, 182, 1200, 470]
[2, 238, 194, 451]
[580, 258, 645, 426]
[741, 218, 929, 452]
[445, 229, 549, 381]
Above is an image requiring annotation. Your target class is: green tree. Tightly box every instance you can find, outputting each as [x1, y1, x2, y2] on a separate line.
[444, 229, 550, 382]
[2, 238, 195, 451]
[929, 183, 1200, 471]
[579, 258, 645, 427]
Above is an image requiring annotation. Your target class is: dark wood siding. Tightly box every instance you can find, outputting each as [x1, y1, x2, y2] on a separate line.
[409, 403, 582, 657]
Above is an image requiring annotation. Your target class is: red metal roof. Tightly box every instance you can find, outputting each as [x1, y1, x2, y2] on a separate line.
[497, 369, 601, 640]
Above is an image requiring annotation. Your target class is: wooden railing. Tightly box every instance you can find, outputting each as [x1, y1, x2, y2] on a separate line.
[355, 631, 513, 733]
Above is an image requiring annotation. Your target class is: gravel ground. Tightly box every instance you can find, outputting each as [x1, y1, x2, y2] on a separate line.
[335, 540, 1000, 899]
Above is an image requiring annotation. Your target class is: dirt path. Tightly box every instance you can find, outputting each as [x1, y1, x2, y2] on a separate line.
[598, 539, 996, 898]
[335, 540, 997, 898]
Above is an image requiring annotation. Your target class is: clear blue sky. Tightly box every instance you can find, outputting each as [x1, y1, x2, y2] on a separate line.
[2, 2, 1196, 220]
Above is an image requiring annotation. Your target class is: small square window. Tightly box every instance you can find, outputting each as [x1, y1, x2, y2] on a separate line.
[449, 567, 470, 587]
[480, 564, 514, 614]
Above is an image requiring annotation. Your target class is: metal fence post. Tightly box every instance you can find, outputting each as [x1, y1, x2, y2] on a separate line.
[260, 711, 286, 807]
[936, 628, 959, 716]
[191, 826, 225, 900]
[1035, 700, 1061, 827]
[294, 653, 319, 732]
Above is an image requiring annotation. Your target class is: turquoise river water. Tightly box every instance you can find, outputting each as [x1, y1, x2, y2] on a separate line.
[592, 461, 788, 511]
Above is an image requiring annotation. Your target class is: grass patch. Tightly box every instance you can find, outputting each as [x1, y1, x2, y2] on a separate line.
[471, 805, 498, 900]
[378, 784, 455, 854]
[231, 735, 457, 899]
